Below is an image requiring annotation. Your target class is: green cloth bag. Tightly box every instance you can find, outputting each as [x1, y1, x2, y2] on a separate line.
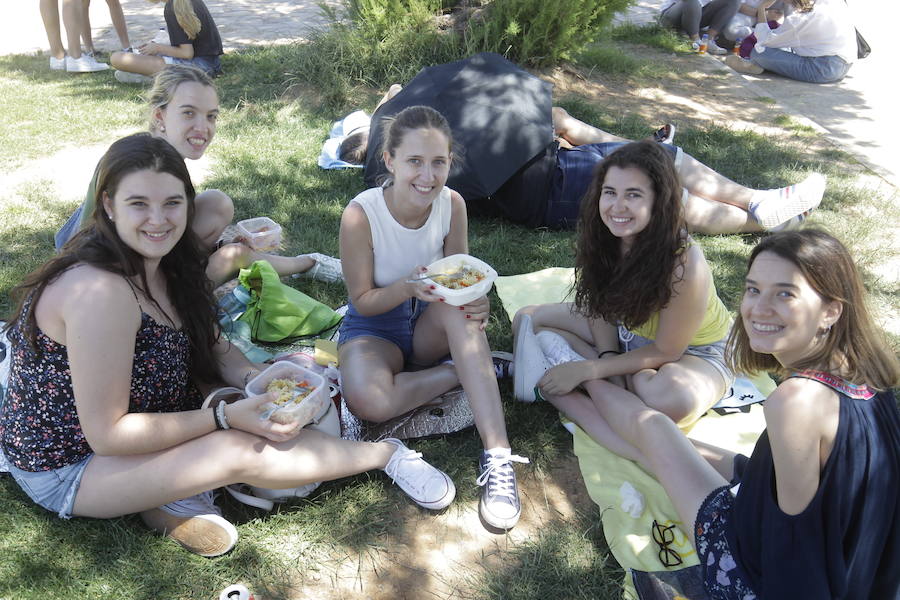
[237, 260, 342, 342]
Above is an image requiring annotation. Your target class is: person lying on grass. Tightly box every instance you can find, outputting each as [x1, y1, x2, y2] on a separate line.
[338, 105, 528, 531]
[55, 65, 342, 286]
[514, 140, 735, 444]
[336, 82, 825, 235]
[0, 133, 455, 558]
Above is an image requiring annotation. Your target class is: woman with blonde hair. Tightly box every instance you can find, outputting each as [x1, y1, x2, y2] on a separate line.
[110, 0, 222, 83]
[56, 65, 341, 286]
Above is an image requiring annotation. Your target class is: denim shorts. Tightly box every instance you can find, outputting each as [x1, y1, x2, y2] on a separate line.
[338, 298, 427, 362]
[695, 486, 758, 599]
[163, 54, 222, 76]
[7, 454, 93, 519]
[618, 326, 734, 390]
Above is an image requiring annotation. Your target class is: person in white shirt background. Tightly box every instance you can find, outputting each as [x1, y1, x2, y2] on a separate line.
[725, 0, 856, 83]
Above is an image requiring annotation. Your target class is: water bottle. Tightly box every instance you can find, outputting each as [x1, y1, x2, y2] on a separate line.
[698, 34, 709, 55]
[228, 320, 272, 363]
[217, 284, 251, 329]
[733, 38, 743, 55]
[151, 27, 168, 45]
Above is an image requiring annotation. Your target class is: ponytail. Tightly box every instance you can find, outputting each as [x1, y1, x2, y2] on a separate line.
[172, 0, 201, 39]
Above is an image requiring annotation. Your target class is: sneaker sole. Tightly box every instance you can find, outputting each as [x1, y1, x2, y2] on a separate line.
[141, 509, 238, 557]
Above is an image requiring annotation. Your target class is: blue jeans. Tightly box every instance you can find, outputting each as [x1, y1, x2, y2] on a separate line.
[750, 47, 850, 84]
[8, 455, 93, 519]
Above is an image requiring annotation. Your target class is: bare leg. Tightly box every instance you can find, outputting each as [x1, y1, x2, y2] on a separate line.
[105, 0, 131, 48]
[61, 0, 85, 58]
[375, 84, 403, 112]
[80, 0, 94, 53]
[206, 244, 316, 286]
[684, 192, 762, 234]
[414, 302, 510, 449]
[678, 153, 756, 208]
[546, 388, 650, 467]
[193, 189, 234, 250]
[71, 428, 400, 518]
[552, 107, 630, 146]
[111, 50, 165, 75]
[39, 0, 66, 59]
[339, 336, 460, 422]
[582, 378, 728, 544]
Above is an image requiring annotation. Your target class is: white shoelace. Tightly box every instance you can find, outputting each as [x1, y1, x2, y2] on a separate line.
[384, 446, 427, 491]
[161, 490, 221, 518]
[476, 454, 529, 499]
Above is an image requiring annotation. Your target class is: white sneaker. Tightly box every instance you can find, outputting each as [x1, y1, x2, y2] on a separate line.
[477, 448, 529, 530]
[66, 54, 109, 73]
[114, 69, 152, 84]
[292, 252, 343, 283]
[750, 173, 826, 229]
[706, 39, 729, 55]
[49, 55, 66, 71]
[140, 491, 238, 557]
[513, 314, 551, 402]
[382, 438, 456, 510]
[536, 330, 585, 366]
[725, 54, 764, 75]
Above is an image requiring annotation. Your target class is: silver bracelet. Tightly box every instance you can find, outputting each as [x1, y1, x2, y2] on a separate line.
[215, 400, 231, 430]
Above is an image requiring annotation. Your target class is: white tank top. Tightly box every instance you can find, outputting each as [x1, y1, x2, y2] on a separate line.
[350, 186, 452, 288]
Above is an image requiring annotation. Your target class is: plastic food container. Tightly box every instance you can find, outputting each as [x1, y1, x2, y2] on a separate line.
[424, 253, 498, 306]
[236, 217, 283, 252]
[246, 361, 328, 426]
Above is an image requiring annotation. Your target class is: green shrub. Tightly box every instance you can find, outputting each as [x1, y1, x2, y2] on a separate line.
[464, 0, 635, 66]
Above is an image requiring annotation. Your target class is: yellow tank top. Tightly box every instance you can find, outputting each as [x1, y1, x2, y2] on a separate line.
[630, 279, 731, 345]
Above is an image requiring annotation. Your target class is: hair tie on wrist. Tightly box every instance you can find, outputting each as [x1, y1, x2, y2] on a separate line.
[599, 350, 621, 359]
[243, 369, 257, 387]
[214, 401, 230, 430]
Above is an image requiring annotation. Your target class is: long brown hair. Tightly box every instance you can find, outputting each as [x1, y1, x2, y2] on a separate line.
[727, 229, 900, 389]
[6, 133, 220, 383]
[574, 140, 687, 329]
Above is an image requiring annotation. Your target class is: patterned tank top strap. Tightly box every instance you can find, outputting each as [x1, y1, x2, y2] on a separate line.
[789, 369, 875, 400]
[121, 277, 145, 315]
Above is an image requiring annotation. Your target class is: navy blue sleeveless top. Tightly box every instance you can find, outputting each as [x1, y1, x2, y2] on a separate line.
[728, 370, 900, 599]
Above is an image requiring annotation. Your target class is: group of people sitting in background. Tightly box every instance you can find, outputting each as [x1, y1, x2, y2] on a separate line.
[660, 0, 859, 84]
[39, 0, 223, 84]
[2, 52, 898, 600]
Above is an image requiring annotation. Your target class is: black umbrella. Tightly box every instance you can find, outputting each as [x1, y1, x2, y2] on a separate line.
[363, 52, 554, 202]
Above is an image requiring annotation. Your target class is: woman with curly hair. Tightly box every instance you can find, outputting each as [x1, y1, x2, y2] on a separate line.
[512, 140, 734, 457]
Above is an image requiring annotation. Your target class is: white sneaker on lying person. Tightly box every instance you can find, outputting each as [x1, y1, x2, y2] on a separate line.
[292, 252, 343, 283]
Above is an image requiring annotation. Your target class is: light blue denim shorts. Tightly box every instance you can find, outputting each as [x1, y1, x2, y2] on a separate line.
[618, 326, 734, 389]
[7, 454, 93, 519]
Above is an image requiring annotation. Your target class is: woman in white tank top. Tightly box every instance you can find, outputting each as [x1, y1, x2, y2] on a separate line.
[338, 106, 529, 531]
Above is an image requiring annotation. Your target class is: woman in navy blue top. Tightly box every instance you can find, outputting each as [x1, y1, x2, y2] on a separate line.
[575, 229, 900, 599]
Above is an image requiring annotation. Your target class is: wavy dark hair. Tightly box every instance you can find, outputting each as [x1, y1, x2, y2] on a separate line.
[574, 140, 687, 329]
[6, 133, 220, 383]
[727, 229, 900, 389]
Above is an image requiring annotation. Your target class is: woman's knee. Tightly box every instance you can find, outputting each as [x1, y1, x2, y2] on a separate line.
[196, 189, 234, 220]
[632, 365, 705, 424]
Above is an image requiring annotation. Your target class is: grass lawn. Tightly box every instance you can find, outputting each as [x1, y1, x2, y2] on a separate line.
[0, 26, 898, 600]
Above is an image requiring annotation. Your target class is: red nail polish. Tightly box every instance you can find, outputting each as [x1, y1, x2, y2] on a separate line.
[459, 306, 464, 310]
[439, 298, 444, 302]
[430, 285, 436, 290]
[466, 314, 470, 319]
